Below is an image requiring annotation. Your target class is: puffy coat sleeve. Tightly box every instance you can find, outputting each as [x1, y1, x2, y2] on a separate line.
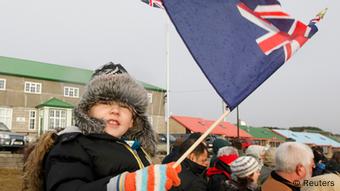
[44, 136, 113, 191]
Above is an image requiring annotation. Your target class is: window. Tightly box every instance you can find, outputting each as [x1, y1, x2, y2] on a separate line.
[28, 110, 37, 130]
[0, 107, 12, 129]
[48, 109, 67, 129]
[0, 79, 6, 90]
[64, 87, 79, 98]
[24, 82, 42, 94]
[147, 93, 153, 104]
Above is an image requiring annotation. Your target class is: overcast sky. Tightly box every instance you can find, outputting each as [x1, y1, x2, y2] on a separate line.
[1, 0, 339, 134]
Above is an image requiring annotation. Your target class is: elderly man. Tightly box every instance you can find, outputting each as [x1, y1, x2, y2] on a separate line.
[262, 142, 314, 191]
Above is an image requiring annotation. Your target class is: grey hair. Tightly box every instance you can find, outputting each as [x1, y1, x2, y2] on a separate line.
[217, 146, 239, 157]
[275, 142, 314, 173]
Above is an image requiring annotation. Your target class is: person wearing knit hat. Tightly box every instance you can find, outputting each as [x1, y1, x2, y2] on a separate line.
[224, 156, 261, 191]
[206, 146, 239, 191]
[245, 145, 273, 186]
[209, 138, 231, 167]
[231, 156, 261, 178]
[37, 62, 181, 191]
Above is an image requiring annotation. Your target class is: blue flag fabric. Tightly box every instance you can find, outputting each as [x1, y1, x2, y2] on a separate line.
[163, 0, 318, 110]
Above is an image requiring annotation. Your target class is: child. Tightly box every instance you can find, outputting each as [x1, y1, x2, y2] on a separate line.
[23, 63, 181, 191]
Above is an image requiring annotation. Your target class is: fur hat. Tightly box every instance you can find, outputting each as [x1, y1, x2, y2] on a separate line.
[74, 62, 156, 156]
[231, 156, 261, 178]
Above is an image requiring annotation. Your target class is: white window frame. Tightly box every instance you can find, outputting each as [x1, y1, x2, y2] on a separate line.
[48, 109, 67, 129]
[64, 86, 79, 98]
[0, 79, 6, 90]
[147, 93, 153, 104]
[24, 81, 42, 94]
[28, 110, 37, 130]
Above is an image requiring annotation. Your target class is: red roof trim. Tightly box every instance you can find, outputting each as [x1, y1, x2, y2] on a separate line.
[171, 115, 252, 138]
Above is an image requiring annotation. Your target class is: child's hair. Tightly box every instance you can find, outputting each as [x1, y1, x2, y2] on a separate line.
[22, 131, 58, 191]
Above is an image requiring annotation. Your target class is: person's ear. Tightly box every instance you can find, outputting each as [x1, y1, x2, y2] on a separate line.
[296, 164, 305, 177]
[188, 153, 196, 161]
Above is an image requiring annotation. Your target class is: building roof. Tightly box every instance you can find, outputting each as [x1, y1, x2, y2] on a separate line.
[0, 56, 165, 92]
[36, 97, 74, 109]
[239, 125, 286, 141]
[273, 129, 340, 148]
[171, 115, 252, 138]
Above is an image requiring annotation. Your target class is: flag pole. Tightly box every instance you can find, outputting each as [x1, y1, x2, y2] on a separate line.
[173, 107, 231, 168]
[165, 14, 171, 155]
[237, 106, 240, 139]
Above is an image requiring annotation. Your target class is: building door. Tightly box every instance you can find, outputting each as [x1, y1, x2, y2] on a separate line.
[0, 107, 13, 129]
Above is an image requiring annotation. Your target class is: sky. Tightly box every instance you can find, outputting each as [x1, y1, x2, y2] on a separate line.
[0, 0, 339, 134]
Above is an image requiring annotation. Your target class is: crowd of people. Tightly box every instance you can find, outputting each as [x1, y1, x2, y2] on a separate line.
[162, 136, 340, 191]
[21, 63, 339, 191]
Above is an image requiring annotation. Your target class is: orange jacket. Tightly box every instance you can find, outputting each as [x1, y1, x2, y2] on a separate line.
[262, 171, 300, 191]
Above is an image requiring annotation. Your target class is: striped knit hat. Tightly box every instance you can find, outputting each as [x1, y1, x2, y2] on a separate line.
[230, 156, 261, 178]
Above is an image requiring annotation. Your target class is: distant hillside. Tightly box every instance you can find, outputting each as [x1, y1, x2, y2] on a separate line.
[289, 126, 322, 132]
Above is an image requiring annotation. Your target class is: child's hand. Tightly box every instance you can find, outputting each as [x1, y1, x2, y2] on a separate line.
[114, 162, 181, 191]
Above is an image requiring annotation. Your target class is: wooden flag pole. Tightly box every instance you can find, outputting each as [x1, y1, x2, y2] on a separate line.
[173, 107, 231, 168]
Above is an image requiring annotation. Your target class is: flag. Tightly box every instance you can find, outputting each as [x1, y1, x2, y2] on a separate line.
[141, 0, 164, 9]
[163, 0, 321, 110]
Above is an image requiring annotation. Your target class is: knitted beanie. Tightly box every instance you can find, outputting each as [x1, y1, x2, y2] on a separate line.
[217, 146, 239, 158]
[231, 156, 261, 178]
[212, 138, 231, 154]
[73, 62, 156, 156]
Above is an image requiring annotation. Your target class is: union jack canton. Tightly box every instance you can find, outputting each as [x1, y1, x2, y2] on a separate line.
[141, 0, 164, 9]
[238, 0, 318, 61]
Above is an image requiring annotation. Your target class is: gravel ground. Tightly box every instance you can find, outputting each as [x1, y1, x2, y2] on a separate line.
[0, 168, 23, 191]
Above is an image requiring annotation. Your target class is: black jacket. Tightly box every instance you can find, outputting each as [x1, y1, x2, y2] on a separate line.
[207, 159, 233, 191]
[162, 146, 180, 164]
[224, 180, 260, 191]
[43, 132, 151, 191]
[171, 158, 208, 191]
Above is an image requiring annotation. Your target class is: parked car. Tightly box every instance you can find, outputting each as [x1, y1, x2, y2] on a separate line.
[0, 122, 28, 152]
[158, 133, 177, 144]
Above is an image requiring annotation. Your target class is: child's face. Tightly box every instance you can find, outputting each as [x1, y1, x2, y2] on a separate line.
[88, 101, 134, 138]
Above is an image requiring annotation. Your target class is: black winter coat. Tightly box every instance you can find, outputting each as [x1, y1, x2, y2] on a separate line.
[170, 158, 208, 191]
[207, 159, 233, 191]
[43, 132, 151, 191]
